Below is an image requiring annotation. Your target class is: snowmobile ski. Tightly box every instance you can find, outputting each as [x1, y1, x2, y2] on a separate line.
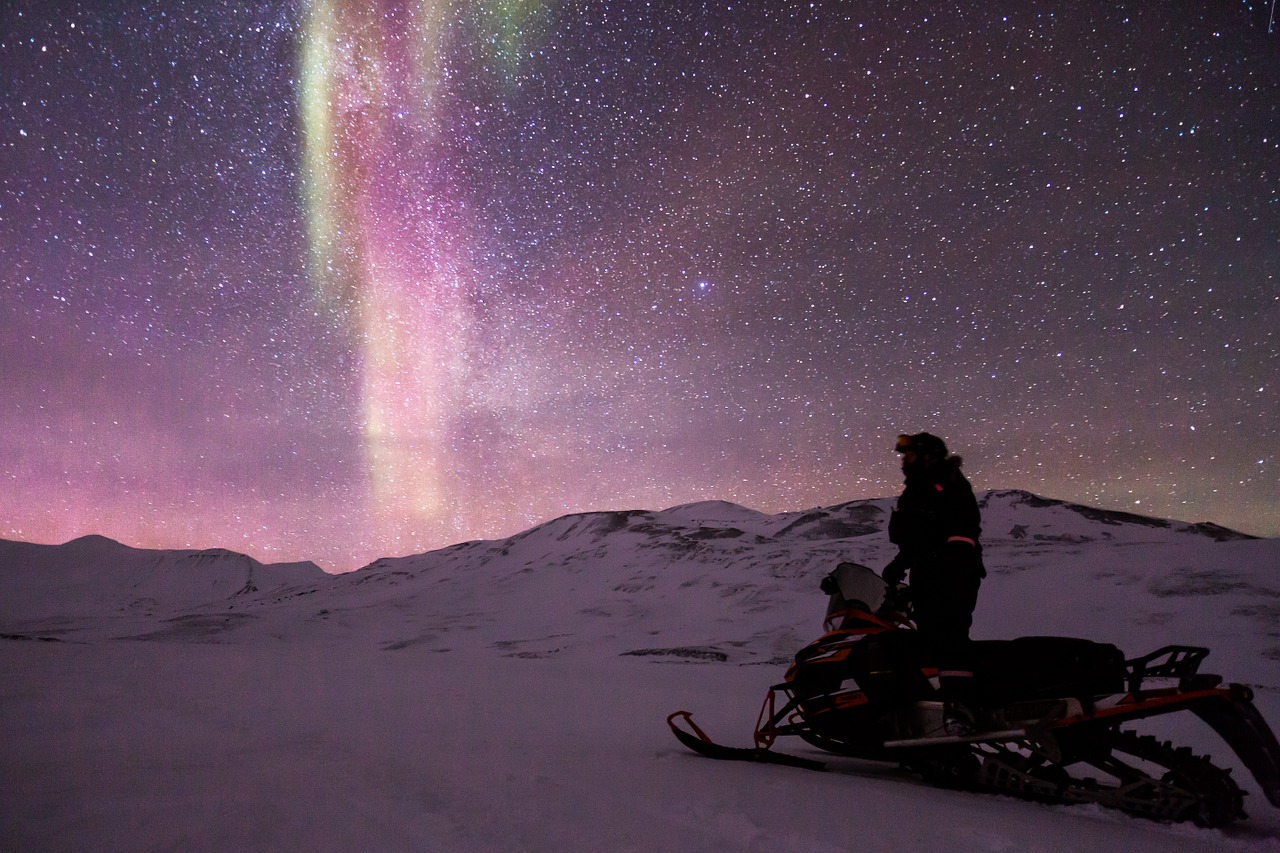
[667, 711, 826, 770]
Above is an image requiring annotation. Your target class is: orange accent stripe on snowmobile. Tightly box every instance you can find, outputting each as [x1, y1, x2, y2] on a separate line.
[1047, 687, 1236, 729]
[833, 692, 870, 710]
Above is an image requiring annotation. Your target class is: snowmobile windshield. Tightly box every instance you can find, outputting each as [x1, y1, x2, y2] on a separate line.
[823, 562, 887, 623]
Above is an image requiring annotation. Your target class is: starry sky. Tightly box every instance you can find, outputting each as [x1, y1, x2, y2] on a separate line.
[2, 1, 1277, 571]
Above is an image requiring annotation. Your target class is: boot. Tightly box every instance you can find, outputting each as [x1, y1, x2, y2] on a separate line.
[942, 701, 977, 736]
[939, 672, 980, 736]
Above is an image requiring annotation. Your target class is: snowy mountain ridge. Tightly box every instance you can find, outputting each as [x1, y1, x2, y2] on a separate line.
[0, 533, 325, 634]
[1, 490, 1272, 667]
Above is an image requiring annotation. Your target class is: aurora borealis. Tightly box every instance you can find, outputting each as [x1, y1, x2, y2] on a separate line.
[2, 2, 1277, 571]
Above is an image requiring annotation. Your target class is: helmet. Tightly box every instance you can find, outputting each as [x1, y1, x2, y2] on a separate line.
[895, 432, 948, 458]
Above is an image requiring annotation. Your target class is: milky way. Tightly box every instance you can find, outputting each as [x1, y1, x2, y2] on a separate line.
[2, 1, 1277, 570]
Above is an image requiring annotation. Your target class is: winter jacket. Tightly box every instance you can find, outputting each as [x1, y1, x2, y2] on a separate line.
[884, 456, 985, 584]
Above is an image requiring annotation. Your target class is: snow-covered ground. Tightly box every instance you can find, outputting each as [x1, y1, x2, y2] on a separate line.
[3, 490, 1279, 851]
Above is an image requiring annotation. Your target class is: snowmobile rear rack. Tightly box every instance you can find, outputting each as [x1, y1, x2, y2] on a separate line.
[1125, 645, 1214, 697]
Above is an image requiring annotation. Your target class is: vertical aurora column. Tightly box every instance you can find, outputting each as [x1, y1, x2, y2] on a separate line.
[299, 0, 481, 552]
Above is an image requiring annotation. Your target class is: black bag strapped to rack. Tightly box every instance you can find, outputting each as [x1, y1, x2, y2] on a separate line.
[974, 636, 1128, 707]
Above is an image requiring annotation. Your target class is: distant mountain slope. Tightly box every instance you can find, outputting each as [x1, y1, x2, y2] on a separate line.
[2, 492, 1271, 674]
[0, 535, 325, 634]
[979, 489, 1256, 543]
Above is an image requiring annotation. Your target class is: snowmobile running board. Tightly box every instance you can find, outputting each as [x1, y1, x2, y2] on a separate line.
[882, 727, 1033, 749]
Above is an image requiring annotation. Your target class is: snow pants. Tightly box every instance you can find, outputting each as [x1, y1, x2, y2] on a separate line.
[910, 562, 983, 709]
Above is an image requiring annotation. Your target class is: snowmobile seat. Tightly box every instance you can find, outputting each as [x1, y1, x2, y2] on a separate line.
[973, 636, 1127, 708]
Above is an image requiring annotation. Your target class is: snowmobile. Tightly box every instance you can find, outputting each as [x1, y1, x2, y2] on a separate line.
[668, 561, 1280, 827]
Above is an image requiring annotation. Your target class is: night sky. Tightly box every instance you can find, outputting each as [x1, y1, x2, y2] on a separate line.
[2, 1, 1277, 571]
